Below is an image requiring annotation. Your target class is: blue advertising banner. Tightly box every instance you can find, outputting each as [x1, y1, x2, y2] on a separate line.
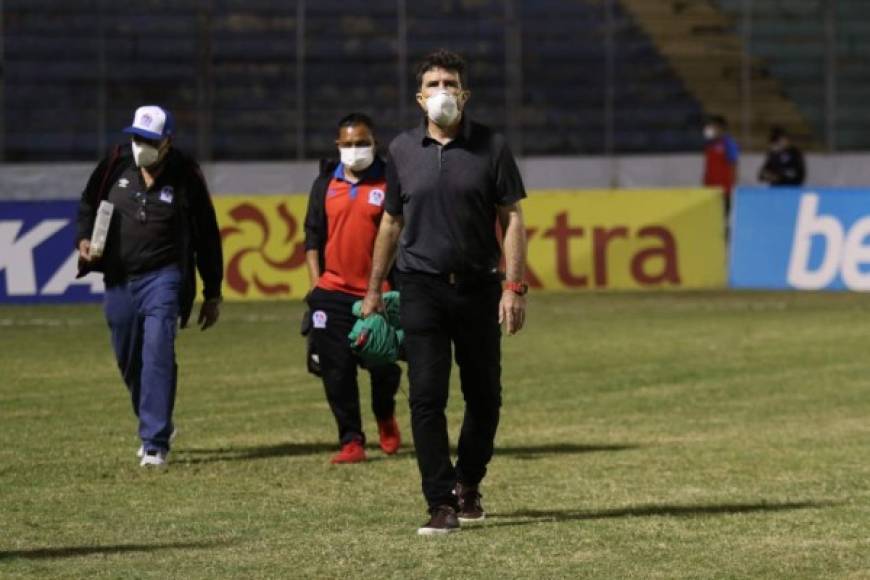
[0, 200, 104, 303]
[730, 187, 870, 290]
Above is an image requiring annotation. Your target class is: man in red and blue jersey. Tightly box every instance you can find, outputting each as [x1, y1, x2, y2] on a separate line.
[703, 115, 740, 215]
[303, 113, 402, 464]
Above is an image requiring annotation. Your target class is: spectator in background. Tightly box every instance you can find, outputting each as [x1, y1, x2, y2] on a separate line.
[759, 126, 805, 187]
[303, 113, 402, 465]
[702, 115, 740, 214]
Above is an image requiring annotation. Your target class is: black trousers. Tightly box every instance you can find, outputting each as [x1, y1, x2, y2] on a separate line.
[399, 272, 502, 509]
[307, 287, 402, 445]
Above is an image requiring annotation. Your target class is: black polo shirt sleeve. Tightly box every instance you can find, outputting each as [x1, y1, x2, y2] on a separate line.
[384, 154, 403, 217]
[492, 136, 526, 206]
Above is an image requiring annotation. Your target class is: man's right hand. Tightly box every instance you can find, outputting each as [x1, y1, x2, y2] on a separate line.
[78, 239, 93, 262]
[360, 289, 385, 318]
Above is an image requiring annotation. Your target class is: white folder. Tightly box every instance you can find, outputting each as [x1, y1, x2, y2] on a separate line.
[89, 200, 114, 258]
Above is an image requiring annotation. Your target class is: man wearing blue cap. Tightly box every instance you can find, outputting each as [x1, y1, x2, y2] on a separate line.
[75, 105, 224, 468]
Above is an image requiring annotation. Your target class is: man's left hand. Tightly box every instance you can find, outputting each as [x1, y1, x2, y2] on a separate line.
[498, 290, 526, 335]
[198, 298, 221, 331]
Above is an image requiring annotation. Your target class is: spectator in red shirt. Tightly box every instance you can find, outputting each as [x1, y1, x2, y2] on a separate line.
[703, 115, 740, 214]
[303, 113, 402, 464]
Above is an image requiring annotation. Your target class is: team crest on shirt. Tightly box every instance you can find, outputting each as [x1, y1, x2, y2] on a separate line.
[117, 178, 129, 189]
[159, 186, 174, 204]
[312, 310, 328, 329]
[327, 188, 339, 198]
[368, 189, 385, 207]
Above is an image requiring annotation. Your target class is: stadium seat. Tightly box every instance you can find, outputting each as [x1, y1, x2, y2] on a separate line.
[3, 0, 707, 159]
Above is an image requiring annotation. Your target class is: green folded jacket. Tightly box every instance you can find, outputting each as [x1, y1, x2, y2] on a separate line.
[348, 291, 403, 367]
[351, 291, 401, 327]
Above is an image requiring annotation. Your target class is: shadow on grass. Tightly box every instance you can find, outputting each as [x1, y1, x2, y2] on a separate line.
[0, 540, 230, 560]
[176, 441, 638, 464]
[494, 443, 640, 459]
[474, 500, 838, 530]
[177, 442, 336, 464]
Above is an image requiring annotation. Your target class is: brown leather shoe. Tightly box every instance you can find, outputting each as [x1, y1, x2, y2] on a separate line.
[417, 505, 460, 535]
[455, 482, 485, 522]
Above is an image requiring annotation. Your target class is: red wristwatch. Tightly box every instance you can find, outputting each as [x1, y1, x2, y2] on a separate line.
[505, 281, 529, 296]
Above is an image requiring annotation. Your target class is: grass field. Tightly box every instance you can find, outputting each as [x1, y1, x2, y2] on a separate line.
[1, 291, 869, 579]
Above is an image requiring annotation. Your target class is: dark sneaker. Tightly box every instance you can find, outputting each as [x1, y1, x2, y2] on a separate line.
[417, 505, 460, 536]
[455, 482, 485, 522]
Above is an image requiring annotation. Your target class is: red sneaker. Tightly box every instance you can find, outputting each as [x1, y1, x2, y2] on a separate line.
[330, 440, 367, 464]
[377, 416, 401, 455]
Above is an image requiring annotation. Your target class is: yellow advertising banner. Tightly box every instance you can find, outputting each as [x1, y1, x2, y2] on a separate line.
[213, 195, 311, 301]
[523, 188, 726, 291]
[211, 188, 725, 301]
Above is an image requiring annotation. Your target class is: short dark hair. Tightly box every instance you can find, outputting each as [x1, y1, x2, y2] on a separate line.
[337, 112, 374, 131]
[769, 125, 787, 142]
[416, 49, 467, 89]
[708, 115, 728, 129]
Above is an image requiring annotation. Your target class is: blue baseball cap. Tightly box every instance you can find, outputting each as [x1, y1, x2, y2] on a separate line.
[123, 105, 175, 140]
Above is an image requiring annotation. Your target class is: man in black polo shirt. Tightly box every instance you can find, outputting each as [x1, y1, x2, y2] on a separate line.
[361, 49, 528, 535]
[76, 105, 223, 468]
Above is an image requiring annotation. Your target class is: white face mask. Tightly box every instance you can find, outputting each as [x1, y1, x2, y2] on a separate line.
[426, 90, 461, 127]
[703, 126, 717, 140]
[132, 141, 160, 168]
[339, 146, 375, 172]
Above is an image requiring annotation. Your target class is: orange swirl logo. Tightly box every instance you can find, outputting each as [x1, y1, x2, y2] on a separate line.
[215, 197, 309, 299]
